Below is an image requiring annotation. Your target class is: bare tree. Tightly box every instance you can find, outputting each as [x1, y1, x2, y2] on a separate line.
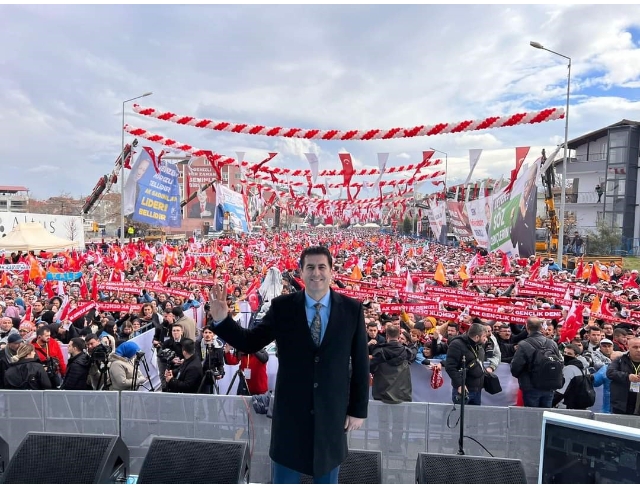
[64, 219, 80, 242]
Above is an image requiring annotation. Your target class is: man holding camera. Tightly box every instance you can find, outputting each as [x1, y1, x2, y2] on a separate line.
[165, 339, 203, 393]
[85, 333, 111, 390]
[196, 326, 225, 394]
[157, 323, 186, 391]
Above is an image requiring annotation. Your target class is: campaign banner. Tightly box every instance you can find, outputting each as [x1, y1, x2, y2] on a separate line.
[97, 302, 143, 314]
[146, 282, 193, 299]
[98, 282, 142, 294]
[128, 150, 182, 228]
[215, 184, 249, 233]
[185, 156, 217, 221]
[470, 276, 515, 286]
[0, 212, 85, 249]
[522, 280, 569, 294]
[446, 201, 473, 239]
[429, 198, 447, 239]
[169, 276, 216, 286]
[489, 163, 537, 257]
[67, 301, 97, 322]
[0, 263, 29, 271]
[335, 288, 384, 301]
[465, 195, 492, 249]
[46, 272, 82, 281]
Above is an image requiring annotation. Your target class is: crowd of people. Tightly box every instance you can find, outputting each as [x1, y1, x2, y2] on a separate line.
[0, 229, 639, 416]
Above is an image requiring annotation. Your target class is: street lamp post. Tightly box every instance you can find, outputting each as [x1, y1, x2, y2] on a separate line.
[121, 92, 152, 242]
[430, 147, 448, 244]
[530, 41, 571, 266]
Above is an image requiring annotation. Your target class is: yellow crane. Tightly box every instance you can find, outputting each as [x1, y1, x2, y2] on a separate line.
[535, 149, 559, 254]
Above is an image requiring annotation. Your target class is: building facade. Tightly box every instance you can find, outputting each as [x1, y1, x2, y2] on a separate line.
[553, 120, 640, 250]
[0, 186, 29, 213]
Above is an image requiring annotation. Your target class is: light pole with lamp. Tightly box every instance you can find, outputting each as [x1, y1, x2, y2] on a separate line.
[530, 41, 571, 266]
[430, 147, 449, 244]
[120, 92, 153, 242]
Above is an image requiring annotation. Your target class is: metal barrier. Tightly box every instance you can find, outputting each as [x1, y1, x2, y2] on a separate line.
[0, 390, 611, 484]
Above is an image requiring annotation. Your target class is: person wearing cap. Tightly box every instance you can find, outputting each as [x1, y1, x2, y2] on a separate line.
[593, 350, 624, 413]
[591, 338, 614, 371]
[0, 333, 24, 387]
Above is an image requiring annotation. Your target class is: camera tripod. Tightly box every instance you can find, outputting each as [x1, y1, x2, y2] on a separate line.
[197, 344, 224, 394]
[95, 360, 111, 391]
[225, 367, 251, 396]
[132, 352, 155, 391]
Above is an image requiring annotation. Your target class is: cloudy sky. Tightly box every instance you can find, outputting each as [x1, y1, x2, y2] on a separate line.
[2, 4, 640, 200]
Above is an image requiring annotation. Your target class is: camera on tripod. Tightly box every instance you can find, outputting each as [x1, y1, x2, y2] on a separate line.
[90, 343, 112, 365]
[205, 344, 225, 378]
[157, 348, 177, 367]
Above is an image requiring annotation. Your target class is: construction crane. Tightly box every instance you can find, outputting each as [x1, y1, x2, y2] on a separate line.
[535, 148, 559, 253]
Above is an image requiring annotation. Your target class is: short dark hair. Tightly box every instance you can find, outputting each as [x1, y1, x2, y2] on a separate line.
[299, 246, 333, 270]
[386, 325, 400, 339]
[69, 337, 86, 352]
[366, 322, 378, 328]
[564, 343, 580, 355]
[468, 323, 485, 339]
[526, 317, 542, 333]
[613, 328, 628, 338]
[181, 338, 195, 355]
[36, 325, 51, 337]
[84, 333, 98, 342]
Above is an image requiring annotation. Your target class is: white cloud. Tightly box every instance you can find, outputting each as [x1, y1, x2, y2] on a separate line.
[28, 165, 59, 173]
[0, 5, 639, 199]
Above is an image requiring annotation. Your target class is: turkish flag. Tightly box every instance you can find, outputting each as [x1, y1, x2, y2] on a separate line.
[340, 153, 355, 201]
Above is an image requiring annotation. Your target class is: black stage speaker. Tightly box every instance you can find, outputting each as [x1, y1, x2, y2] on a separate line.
[415, 452, 527, 484]
[2, 432, 128, 484]
[0, 435, 8, 475]
[137, 437, 250, 484]
[300, 449, 382, 484]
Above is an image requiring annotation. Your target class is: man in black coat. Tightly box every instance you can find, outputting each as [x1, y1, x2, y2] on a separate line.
[510, 317, 562, 408]
[61, 338, 91, 390]
[209, 246, 369, 483]
[165, 339, 203, 394]
[444, 323, 487, 405]
[607, 336, 640, 414]
[370, 324, 416, 404]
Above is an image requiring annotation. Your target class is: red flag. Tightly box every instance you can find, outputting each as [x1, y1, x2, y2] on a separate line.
[79, 276, 89, 300]
[141, 146, 159, 173]
[501, 252, 511, 274]
[600, 297, 615, 318]
[588, 264, 600, 285]
[559, 301, 585, 343]
[252, 152, 278, 175]
[339, 153, 355, 202]
[90, 273, 98, 301]
[21, 305, 32, 324]
[505, 147, 530, 193]
[529, 257, 541, 276]
[624, 272, 640, 289]
[575, 257, 584, 281]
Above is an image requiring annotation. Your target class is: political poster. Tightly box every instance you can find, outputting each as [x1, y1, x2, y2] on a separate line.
[185, 156, 217, 221]
[214, 184, 249, 233]
[489, 163, 537, 257]
[429, 197, 447, 240]
[465, 196, 492, 249]
[446, 201, 473, 239]
[130, 152, 182, 228]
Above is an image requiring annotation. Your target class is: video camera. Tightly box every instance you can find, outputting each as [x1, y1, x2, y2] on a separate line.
[205, 343, 225, 378]
[90, 343, 112, 364]
[157, 348, 177, 366]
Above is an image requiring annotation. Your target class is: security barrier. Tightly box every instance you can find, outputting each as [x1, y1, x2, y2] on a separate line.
[2, 390, 636, 483]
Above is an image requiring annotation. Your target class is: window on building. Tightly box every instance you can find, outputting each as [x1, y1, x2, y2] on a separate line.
[234, 173, 241, 179]
[222, 173, 229, 182]
[609, 147, 628, 164]
[609, 130, 629, 148]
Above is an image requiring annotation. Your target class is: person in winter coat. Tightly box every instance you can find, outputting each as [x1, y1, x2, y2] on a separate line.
[370, 325, 416, 404]
[31, 325, 67, 378]
[60, 338, 91, 390]
[4, 343, 53, 390]
[553, 343, 585, 408]
[606, 336, 640, 414]
[108, 342, 147, 391]
[444, 322, 487, 405]
[594, 351, 624, 413]
[165, 339, 203, 394]
[0, 334, 24, 387]
[171, 306, 196, 341]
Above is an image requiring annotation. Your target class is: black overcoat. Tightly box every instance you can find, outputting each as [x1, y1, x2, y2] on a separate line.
[215, 289, 369, 476]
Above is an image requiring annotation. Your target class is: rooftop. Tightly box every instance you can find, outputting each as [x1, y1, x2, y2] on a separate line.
[0, 186, 29, 193]
[567, 119, 640, 149]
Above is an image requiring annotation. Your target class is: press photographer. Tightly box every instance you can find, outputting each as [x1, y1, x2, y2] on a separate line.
[224, 343, 269, 395]
[85, 333, 112, 390]
[157, 323, 185, 391]
[196, 326, 226, 394]
[165, 339, 203, 394]
[60, 338, 91, 390]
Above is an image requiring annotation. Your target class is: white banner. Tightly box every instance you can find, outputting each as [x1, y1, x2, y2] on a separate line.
[0, 212, 85, 249]
[465, 195, 492, 249]
[465, 148, 483, 184]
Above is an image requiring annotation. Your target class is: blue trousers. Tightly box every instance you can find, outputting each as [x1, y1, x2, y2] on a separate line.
[272, 461, 340, 484]
[522, 389, 554, 408]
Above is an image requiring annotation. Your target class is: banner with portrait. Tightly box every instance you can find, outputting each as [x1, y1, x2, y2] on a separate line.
[446, 201, 473, 239]
[185, 155, 217, 221]
[465, 195, 492, 249]
[130, 152, 182, 228]
[214, 184, 249, 233]
[489, 163, 538, 257]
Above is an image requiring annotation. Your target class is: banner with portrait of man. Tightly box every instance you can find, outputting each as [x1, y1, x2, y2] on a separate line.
[214, 184, 249, 233]
[465, 195, 492, 249]
[446, 201, 473, 239]
[185, 156, 217, 221]
[489, 163, 538, 257]
[128, 149, 182, 228]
